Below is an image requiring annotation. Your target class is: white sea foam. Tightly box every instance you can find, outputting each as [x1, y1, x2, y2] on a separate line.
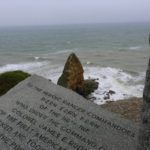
[129, 46, 141, 50]
[84, 66, 144, 105]
[29, 65, 63, 84]
[0, 61, 144, 105]
[34, 57, 39, 60]
[32, 56, 50, 61]
[0, 61, 49, 74]
[119, 46, 144, 52]
[86, 61, 91, 65]
[0, 61, 63, 85]
[54, 49, 77, 54]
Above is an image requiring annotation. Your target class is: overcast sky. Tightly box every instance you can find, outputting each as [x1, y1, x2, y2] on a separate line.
[0, 0, 150, 26]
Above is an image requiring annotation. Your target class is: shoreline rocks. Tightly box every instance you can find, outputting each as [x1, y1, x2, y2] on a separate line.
[101, 97, 143, 123]
[57, 53, 99, 97]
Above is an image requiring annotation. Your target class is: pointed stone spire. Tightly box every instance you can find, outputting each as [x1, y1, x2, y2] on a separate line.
[57, 53, 84, 94]
[138, 58, 150, 150]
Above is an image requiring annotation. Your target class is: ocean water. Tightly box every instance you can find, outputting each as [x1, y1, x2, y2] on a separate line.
[0, 23, 149, 104]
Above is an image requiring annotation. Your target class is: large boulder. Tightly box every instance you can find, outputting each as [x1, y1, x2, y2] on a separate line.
[57, 53, 84, 94]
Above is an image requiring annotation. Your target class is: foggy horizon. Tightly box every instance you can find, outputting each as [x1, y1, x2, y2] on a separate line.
[0, 0, 150, 27]
[1, 21, 150, 28]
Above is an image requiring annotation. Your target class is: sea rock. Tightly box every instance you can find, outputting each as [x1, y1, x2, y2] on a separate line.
[108, 90, 115, 95]
[83, 79, 99, 97]
[57, 53, 84, 94]
[104, 90, 116, 100]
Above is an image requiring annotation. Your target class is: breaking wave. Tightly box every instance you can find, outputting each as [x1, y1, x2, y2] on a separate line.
[84, 66, 144, 104]
[0, 61, 49, 74]
[0, 61, 145, 105]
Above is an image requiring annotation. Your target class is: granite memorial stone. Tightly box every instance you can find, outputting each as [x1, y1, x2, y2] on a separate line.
[138, 58, 150, 150]
[0, 75, 139, 150]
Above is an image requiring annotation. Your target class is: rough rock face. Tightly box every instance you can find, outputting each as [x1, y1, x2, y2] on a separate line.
[83, 79, 99, 97]
[57, 53, 84, 94]
[138, 58, 150, 150]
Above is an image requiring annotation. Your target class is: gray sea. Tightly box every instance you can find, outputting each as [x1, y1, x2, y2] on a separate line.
[0, 23, 149, 104]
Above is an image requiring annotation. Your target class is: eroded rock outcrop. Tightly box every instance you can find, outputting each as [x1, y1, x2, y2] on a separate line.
[57, 53, 84, 94]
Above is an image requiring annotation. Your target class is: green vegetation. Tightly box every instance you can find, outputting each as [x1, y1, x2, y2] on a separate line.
[82, 79, 99, 97]
[0, 70, 30, 96]
[57, 74, 68, 87]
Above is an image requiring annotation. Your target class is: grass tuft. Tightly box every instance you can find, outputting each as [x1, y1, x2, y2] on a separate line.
[0, 70, 30, 96]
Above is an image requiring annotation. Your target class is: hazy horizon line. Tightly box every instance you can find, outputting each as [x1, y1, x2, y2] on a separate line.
[0, 21, 150, 28]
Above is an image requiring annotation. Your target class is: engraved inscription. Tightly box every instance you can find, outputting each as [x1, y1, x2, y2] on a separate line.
[0, 76, 138, 150]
